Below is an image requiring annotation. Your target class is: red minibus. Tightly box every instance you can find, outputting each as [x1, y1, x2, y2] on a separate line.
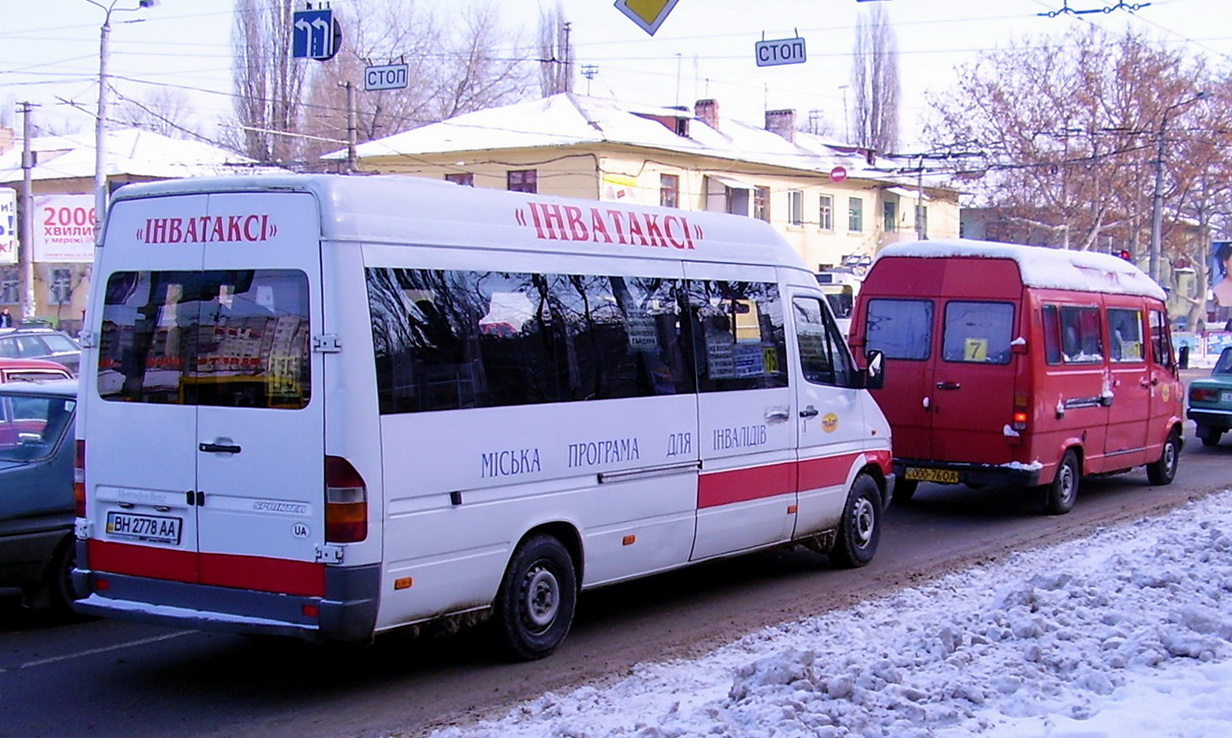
[849, 239, 1183, 514]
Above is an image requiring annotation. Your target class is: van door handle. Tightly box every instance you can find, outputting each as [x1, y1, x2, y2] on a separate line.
[199, 442, 241, 454]
[936, 382, 961, 390]
[800, 406, 820, 418]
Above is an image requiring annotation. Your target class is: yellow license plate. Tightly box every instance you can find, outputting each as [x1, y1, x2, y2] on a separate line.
[904, 467, 959, 484]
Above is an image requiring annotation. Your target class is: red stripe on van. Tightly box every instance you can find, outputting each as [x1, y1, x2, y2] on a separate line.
[797, 452, 864, 491]
[698, 461, 796, 508]
[88, 539, 196, 583]
[198, 552, 325, 596]
[87, 540, 325, 597]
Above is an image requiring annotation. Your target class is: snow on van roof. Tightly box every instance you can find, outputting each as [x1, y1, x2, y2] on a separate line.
[877, 239, 1166, 300]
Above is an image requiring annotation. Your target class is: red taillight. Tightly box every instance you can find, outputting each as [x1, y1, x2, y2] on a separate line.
[1190, 387, 1220, 403]
[1012, 395, 1029, 432]
[74, 440, 86, 517]
[325, 456, 367, 543]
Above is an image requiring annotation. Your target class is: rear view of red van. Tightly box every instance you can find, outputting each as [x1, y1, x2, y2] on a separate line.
[849, 239, 1184, 514]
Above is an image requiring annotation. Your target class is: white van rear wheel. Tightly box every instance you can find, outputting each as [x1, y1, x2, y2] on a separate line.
[494, 534, 577, 661]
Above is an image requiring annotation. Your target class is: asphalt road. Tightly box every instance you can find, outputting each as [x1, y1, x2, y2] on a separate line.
[2, 416, 1229, 738]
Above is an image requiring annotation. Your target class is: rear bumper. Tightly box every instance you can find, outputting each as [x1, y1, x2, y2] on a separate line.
[1187, 407, 1232, 431]
[894, 459, 1042, 488]
[71, 556, 380, 642]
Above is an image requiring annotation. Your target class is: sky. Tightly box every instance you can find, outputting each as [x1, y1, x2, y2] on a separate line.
[420, 486, 1232, 737]
[4, 0, 1232, 153]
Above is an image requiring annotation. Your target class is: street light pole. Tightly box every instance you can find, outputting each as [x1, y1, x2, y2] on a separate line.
[87, 0, 156, 246]
[1148, 91, 1210, 284]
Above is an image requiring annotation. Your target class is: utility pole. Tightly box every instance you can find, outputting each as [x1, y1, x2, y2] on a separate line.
[88, 0, 157, 245]
[18, 102, 36, 321]
[1148, 91, 1209, 283]
[342, 81, 357, 173]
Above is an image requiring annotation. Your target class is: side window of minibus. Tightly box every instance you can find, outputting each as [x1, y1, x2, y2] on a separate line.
[685, 280, 788, 393]
[1107, 308, 1145, 363]
[792, 296, 853, 387]
[1059, 306, 1103, 363]
[1042, 305, 1063, 365]
[1149, 309, 1174, 367]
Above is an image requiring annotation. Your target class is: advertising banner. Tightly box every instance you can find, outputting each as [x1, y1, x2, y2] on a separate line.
[0, 188, 16, 266]
[33, 194, 95, 263]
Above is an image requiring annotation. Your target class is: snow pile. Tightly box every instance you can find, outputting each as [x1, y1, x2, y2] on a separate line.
[428, 490, 1232, 737]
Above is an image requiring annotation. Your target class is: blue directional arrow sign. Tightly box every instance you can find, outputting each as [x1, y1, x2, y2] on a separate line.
[292, 9, 335, 60]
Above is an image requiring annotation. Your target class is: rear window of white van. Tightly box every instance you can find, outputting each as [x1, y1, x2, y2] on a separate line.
[366, 269, 788, 414]
[96, 270, 311, 408]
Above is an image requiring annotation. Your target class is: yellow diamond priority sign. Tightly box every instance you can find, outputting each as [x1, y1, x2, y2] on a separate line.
[614, 0, 680, 36]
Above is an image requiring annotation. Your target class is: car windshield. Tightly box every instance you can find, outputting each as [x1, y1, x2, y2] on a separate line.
[1215, 349, 1232, 376]
[0, 393, 75, 463]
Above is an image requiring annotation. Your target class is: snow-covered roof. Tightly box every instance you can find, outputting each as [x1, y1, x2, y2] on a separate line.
[879, 238, 1166, 300]
[0, 128, 283, 184]
[328, 93, 947, 191]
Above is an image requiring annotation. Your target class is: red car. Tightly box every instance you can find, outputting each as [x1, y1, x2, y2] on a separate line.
[0, 358, 75, 384]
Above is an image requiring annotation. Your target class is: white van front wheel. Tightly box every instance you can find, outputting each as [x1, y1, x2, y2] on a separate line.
[494, 534, 577, 661]
[830, 475, 882, 568]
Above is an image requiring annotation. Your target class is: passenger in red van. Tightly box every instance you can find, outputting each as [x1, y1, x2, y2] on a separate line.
[849, 239, 1184, 515]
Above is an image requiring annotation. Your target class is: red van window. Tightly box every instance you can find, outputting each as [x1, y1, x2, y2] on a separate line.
[1042, 305, 1063, 365]
[866, 298, 933, 360]
[1059, 306, 1103, 364]
[1149, 309, 1175, 367]
[1107, 308, 1145, 363]
[942, 301, 1014, 364]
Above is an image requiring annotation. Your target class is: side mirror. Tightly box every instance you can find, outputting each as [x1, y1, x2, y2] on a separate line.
[863, 349, 885, 390]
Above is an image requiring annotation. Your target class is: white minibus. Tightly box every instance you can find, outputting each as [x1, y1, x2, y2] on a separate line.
[72, 174, 892, 659]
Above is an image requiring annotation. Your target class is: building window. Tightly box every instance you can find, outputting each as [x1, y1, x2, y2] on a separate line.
[788, 190, 804, 226]
[507, 169, 537, 193]
[445, 172, 474, 186]
[0, 269, 17, 304]
[848, 197, 864, 233]
[883, 200, 897, 232]
[49, 268, 73, 305]
[753, 186, 770, 222]
[819, 195, 834, 231]
[660, 174, 680, 208]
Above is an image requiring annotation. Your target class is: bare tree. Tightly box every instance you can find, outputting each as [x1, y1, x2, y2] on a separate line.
[426, 2, 533, 121]
[228, 0, 308, 165]
[925, 28, 1226, 255]
[850, 2, 900, 154]
[298, 0, 534, 167]
[115, 87, 201, 139]
[538, 2, 573, 97]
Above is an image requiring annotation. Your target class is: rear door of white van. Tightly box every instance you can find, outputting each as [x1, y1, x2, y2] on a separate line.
[85, 192, 326, 596]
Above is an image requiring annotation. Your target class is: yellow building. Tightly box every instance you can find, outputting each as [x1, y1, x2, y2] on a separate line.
[331, 94, 960, 273]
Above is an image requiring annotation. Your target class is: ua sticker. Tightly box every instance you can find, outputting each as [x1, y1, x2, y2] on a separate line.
[292, 522, 310, 539]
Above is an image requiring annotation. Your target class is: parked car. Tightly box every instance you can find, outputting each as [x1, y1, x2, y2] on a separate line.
[1187, 347, 1232, 447]
[0, 358, 74, 384]
[0, 328, 81, 376]
[0, 378, 78, 611]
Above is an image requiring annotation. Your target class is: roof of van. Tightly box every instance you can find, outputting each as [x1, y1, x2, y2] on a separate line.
[107, 174, 811, 273]
[876, 239, 1166, 300]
